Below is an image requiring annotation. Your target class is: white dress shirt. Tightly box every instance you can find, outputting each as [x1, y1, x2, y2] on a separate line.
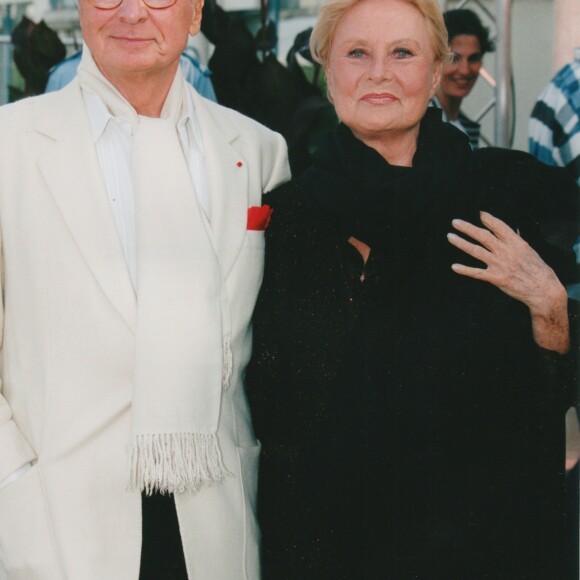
[83, 88, 210, 287]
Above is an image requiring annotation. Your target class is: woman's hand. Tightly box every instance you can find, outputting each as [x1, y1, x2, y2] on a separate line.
[447, 211, 570, 354]
[348, 237, 371, 281]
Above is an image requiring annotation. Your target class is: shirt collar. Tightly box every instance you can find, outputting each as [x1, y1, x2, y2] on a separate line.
[83, 80, 205, 158]
[430, 95, 449, 122]
[179, 87, 205, 158]
[83, 89, 131, 143]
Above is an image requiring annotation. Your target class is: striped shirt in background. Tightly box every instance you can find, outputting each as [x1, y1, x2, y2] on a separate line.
[529, 52, 580, 267]
[529, 55, 580, 186]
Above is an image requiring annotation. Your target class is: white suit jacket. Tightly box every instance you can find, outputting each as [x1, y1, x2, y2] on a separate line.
[0, 80, 290, 579]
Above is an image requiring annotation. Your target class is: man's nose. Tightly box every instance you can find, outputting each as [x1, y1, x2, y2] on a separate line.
[117, 0, 149, 23]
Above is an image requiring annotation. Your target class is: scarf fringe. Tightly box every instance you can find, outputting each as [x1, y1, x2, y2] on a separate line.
[129, 432, 231, 495]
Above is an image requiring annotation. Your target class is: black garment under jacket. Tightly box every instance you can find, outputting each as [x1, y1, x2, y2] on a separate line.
[247, 114, 579, 579]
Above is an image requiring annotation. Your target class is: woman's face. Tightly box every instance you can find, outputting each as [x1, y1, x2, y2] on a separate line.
[439, 34, 483, 100]
[325, 0, 441, 146]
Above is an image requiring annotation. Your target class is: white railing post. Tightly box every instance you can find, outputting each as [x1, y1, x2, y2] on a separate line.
[494, 0, 512, 148]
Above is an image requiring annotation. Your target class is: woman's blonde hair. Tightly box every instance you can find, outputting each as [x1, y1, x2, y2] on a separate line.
[310, 0, 449, 66]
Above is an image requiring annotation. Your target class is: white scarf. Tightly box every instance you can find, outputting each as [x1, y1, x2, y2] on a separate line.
[77, 47, 231, 495]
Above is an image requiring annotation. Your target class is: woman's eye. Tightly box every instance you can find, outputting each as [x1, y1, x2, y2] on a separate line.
[348, 48, 367, 59]
[393, 47, 413, 59]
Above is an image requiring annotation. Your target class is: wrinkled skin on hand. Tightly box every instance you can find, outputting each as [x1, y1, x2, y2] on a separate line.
[447, 211, 570, 354]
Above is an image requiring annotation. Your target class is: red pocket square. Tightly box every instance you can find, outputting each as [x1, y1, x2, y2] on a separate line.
[247, 205, 273, 231]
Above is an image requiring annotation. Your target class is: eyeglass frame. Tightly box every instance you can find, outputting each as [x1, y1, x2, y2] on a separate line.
[85, 0, 177, 10]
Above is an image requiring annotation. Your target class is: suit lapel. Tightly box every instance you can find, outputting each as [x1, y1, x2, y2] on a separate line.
[36, 82, 137, 333]
[35, 85, 248, 332]
[193, 92, 247, 279]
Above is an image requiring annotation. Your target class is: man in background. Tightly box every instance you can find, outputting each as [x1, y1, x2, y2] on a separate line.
[45, 47, 217, 101]
[430, 8, 494, 150]
[530, 48, 580, 185]
[530, 48, 580, 580]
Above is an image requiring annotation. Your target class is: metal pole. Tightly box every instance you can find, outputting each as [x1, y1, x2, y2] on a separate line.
[494, 0, 512, 148]
[1, 3, 17, 107]
[0, 33, 11, 106]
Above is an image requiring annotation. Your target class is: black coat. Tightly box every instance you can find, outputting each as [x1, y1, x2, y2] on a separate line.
[247, 123, 579, 579]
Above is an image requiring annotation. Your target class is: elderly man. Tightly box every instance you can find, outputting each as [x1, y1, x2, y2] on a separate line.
[0, 0, 289, 576]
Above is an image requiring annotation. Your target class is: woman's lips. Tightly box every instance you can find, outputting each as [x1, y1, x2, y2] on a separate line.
[361, 92, 398, 104]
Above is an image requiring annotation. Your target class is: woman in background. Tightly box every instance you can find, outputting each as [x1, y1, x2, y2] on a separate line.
[248, 0, 578, 577]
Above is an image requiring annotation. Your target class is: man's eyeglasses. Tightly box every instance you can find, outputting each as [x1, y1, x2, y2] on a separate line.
[86, 0, 177, 10]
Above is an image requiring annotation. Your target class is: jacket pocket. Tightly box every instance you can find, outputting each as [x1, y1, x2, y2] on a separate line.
[243, 230, 266, 250]
[0, 466, 63, 579]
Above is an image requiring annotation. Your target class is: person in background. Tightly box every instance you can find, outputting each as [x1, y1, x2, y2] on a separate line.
[530, 48, 580, 579]
[11, 16, 67, 97]
[530, 50, 580, 458]
[529, 48, 580, 185]
[46, 47, 217, 101]
[430, 8, 494, 150]
[0, 0, 289, 575]
[247, 0, 578, 577]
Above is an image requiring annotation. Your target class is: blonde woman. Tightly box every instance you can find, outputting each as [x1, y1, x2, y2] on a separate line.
[248, 0, 579, 577]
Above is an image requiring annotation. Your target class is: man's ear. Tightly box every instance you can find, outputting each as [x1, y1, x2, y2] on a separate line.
[189, 0, 204, 36]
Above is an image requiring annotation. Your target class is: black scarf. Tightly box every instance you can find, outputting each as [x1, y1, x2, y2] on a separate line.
[296, 108, 473, 256]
